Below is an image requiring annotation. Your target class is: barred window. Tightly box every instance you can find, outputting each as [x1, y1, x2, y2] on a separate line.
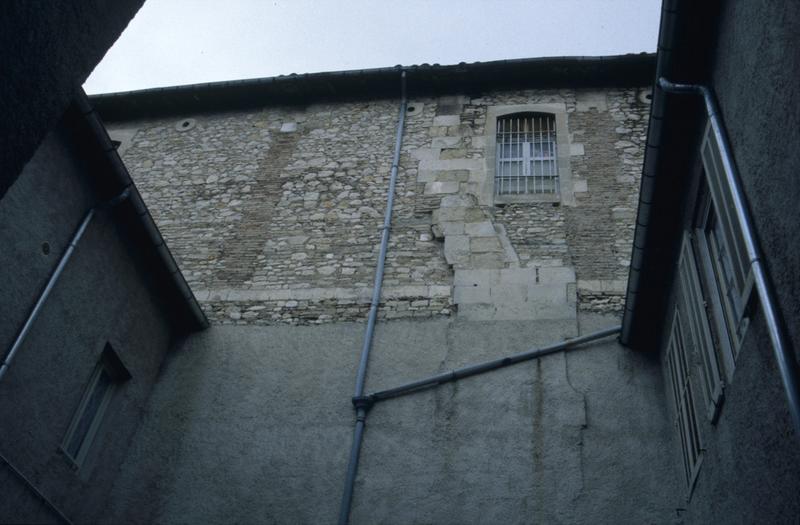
[495, 113, 558, 195]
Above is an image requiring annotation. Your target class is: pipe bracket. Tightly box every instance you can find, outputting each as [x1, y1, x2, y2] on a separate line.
[351, 395, 375, 412]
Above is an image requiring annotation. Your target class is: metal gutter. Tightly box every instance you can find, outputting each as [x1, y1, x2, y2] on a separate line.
[88, 54, 655, 120]
[74, 91, 209, 330]
[620, 0, 678, 345]
[337, 70, 407, 525]
[657, 78, 800, 435]
[0, 189, 130, 382]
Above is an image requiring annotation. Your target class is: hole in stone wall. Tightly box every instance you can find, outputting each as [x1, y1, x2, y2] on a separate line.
[175, 118, 196, 132]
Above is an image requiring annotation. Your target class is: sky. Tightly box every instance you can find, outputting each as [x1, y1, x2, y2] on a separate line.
[84, 0, 662, 95]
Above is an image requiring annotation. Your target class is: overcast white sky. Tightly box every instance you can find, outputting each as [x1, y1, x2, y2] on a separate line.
[84, 0, 662, 95]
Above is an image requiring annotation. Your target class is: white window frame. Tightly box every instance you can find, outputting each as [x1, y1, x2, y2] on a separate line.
[664, 309, 704, 494]
[678, 234, 724, 421]
[697, 122, 753, 356]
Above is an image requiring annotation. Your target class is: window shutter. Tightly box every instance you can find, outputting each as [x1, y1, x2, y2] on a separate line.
[678, 235, 724, 420]
[665, 311, 703, 490]
[700, 123, 754, 316]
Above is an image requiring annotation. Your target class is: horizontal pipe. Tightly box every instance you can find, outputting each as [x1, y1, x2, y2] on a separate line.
[364, 326, 621, 404]
[0, 451, 73, 525]
[658, 77, 800, 436]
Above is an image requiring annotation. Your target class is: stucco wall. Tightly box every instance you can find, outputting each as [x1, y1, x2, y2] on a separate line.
[0, 117, 175, 523]
[655, 2, 800, 522]
[0, 0, 145, 199]
[107, 86, 648, 325]
[101, 313, 679, 524]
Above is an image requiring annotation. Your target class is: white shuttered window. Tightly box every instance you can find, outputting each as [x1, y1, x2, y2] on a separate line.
[665, 310, 703, 491]
[678, 235, 724, 421]
[699, 123, 753, 350]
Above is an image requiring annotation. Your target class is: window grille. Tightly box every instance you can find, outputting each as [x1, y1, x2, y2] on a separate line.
[496, 113, 558, 195]
[678, 235, 724, 420]
[665, 310, 703, 491]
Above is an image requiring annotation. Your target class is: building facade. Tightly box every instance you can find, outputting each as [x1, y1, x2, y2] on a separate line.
[79, 57, 684, 524]
[102, 65, 651, 326]
[4, 1, 798, 521]
[622, 0, 800, 522]
[0, 99, 204, 524]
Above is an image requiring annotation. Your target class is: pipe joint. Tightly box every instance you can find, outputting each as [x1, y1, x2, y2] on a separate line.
[351, 395, 375, 413]
[98, 186, 132, 209]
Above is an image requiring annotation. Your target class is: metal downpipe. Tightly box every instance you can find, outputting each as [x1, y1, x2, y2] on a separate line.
[0, 188, 130, 382]
[658, 77, 800, 435]
[338, 70, 407, 525]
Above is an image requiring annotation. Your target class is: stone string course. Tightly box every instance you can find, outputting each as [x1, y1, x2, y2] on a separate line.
[110, 87, 648, 324]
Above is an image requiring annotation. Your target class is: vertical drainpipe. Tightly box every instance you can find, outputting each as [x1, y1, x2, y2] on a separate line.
[338, 70, 407, 525]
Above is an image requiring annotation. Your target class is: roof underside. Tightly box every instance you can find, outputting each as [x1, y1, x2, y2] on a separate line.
[90, 54, 655, 120]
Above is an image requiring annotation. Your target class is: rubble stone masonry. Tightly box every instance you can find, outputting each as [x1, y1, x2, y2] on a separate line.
[109, 86, 648, 324]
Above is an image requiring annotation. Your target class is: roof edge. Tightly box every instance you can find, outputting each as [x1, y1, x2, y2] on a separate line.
[90, 53, 656, 120]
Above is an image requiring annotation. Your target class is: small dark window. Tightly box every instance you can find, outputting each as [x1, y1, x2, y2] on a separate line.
[62, 344, 130, 468]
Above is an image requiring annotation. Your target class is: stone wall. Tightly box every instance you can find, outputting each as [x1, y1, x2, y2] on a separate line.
[109, 86, 648, 324]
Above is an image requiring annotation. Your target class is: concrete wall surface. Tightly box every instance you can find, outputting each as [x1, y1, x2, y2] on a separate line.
[0, 116, 174, 523]
[658, 1, 800, 522]
[102, 314, 680, 524]
[0, 0, 145, 199]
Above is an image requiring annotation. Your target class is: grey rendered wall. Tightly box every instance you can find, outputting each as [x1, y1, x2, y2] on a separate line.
[0, 0, 145, 200]
[0, 119, 175, 523]
[101, 313, 679, 524]
[657, 2, 800, 521]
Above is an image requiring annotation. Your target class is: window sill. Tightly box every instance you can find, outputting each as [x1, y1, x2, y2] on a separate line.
[494, 193, 561, 205]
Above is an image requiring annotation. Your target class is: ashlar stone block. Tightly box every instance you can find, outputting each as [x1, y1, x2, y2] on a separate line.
[444, 235, 471, 266]
[425, 181, 460, 195]
[453, 284, 491, 304]
[464, 221, 496, 236]
[471, 252, 505, 269]
[470, 236, 503, 253]
[432, 115, 461, 127]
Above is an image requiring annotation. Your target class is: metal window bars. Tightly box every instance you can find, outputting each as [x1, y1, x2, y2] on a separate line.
[496, 113, 559, 195]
